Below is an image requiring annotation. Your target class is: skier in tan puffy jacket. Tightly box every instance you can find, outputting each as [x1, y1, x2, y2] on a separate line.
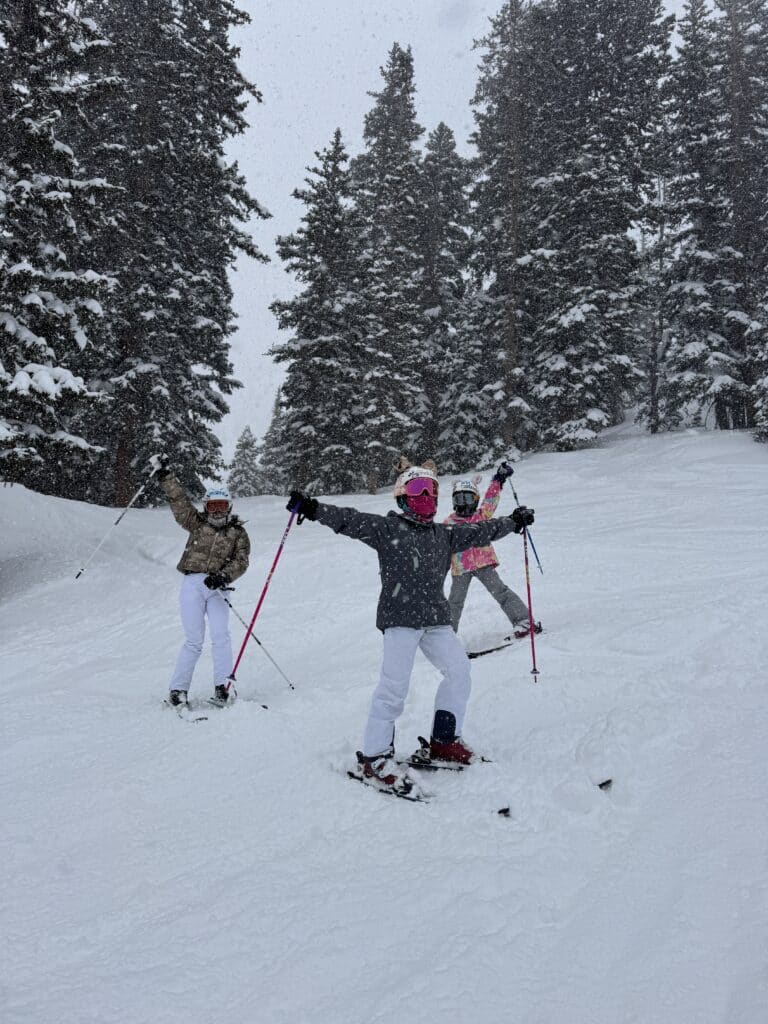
[150, 454, 250, 708]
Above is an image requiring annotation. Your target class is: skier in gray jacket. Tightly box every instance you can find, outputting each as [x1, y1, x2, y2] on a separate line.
[288, 463, 534, 794]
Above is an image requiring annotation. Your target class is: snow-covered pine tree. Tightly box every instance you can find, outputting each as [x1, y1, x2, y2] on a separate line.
[270, 129, 367, 493]
[659, 0, 768, 432]
[635, 25, 677, 435]
[72, 0, 269, 505]
[753, 308, 768, 438]
[351, 43, 427, 490]
[527, 0, 672, 449]
[255, 389, 289, 495]
[466, 0, 552, 459]
[712, 0, 768, 431]
[636, 178, 675, 435]
[0, 2, 114, 489]
[415, 123, 472, 468]
[654, 0, 733, 429]
[228, 425, 261, 497]
[439, 288, 507, 471]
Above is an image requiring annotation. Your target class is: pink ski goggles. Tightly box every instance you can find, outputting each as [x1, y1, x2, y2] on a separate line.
[402, 476, 438, 498]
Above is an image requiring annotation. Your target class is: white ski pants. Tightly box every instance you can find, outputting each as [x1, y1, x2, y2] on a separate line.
[363, 625, 472, 757]
[168, 573, 232, 693]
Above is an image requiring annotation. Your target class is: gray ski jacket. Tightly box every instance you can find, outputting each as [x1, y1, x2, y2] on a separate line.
[314, 503, 521, 631]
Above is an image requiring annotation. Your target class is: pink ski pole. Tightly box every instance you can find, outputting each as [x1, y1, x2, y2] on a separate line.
[522, 526, 540, 681]
[225, 505, 298, 693]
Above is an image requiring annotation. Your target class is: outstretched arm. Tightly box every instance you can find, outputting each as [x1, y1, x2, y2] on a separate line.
[159, 474, 200, 532]
[448, 516, 519, 553]
[314, 503, 391, 550]
[448, 503, 534, 553]
[287, 492, 390, 550]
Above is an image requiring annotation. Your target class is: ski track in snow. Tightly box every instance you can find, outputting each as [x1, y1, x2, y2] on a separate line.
[2, 430, 767, 1024]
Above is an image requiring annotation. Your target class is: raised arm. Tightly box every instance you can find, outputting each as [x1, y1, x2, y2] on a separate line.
[478, 477, 502, 520]
[159, 474, 200, 532]
[479, 462, 515, 519]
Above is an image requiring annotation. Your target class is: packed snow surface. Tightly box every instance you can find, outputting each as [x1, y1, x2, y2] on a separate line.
[2, 430, 767, 1024]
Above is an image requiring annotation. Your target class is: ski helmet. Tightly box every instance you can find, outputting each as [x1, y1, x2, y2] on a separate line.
[394, 465, 439, 523]
[204, 485, 232, 522]
[452, 478, 480, 517]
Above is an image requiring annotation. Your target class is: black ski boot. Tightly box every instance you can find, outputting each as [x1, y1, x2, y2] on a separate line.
[212, 684, 231, 706]
[169, 689, 188, 707]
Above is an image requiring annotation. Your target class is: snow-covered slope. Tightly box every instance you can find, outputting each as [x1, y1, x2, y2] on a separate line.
[2, 431, 767, 1024]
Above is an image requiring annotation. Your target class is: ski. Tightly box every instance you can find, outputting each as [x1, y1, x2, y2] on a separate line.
[404, 739, 492, 772]
[163, 699, 208, 723]
[467, 639, 515, 659]
[404, 757, 465, 772]
[404, 755, 492, 771]
[204, 696, 269, 711]
[346, 768, 430, 802]
[467, 624, 543, 659]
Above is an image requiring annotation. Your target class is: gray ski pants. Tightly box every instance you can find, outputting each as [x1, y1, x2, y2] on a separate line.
[448, 566, 529, 632]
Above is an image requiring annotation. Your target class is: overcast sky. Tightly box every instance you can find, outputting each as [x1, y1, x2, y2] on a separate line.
[221, 0, 687, 459]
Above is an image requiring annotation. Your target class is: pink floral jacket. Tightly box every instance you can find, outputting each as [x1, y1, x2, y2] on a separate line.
[444, 478, 502, 576]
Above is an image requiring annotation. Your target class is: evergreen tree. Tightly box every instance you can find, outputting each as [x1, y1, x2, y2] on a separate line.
[255, 389, 289, 495]
[714, 0, 768, 430]
[0, 2, 114, 487]
[655, 0, 732, 429]
[351, 43, 427, 490]
[659, 0, 768, 431]
[636, 187, 675, 435]
[752, 313, 768, 438]
[468, 0, 545, 457]
[416, 123, 472, 466]
[228, 425, 261, 497]
[270, 129, 367, 492]
[439, 289, 509, 471]
[72, 0, 268, 505]
[527, 0, 672, 449]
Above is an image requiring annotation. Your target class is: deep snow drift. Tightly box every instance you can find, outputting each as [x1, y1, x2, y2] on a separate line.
[2, 430, 767, 1024]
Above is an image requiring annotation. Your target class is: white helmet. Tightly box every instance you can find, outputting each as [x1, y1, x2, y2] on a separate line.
[452, 477, 480, 517]
[452, 478, 480, 499]
[204, 486, 232, 519]
[393, 465, 439, 523]
[394, 465, 439, 498]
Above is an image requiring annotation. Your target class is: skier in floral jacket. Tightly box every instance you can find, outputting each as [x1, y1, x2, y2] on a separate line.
[444, 463, 540, 638]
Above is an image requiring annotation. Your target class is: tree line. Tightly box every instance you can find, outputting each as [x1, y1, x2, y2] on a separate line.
[3, 1, 768, 505]
[1, 0, 267, 503]
[232, 0, 768, 497]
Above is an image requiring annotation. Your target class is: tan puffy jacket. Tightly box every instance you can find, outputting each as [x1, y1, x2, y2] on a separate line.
[160, 475, 250, 581]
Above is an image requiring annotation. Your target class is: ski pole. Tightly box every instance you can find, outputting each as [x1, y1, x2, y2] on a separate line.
[75, 468, 158, 579]
[508, 470, 543, 575]
[522, 526, 540, 681]
[225, 505, 299, 693]
[222, 592, 296, 691]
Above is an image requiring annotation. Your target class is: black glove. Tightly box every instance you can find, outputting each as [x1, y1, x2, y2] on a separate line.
[149, 452, 170, 480]
[511, 505, 535, 533]
[287, 490, 318, 522]
[204, 572, 229, 590]
[493, 461, 515, 484]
